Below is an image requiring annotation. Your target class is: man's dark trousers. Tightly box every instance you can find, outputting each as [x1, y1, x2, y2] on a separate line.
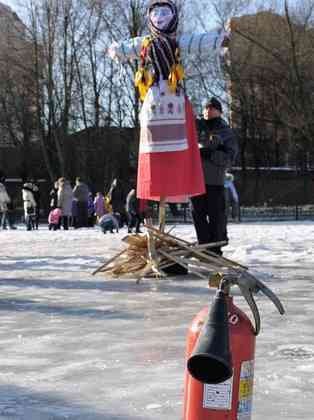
[191, 185, 227, 255]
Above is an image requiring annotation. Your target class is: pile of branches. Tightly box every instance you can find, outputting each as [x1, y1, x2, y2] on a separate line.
[93, 225, 247, 283]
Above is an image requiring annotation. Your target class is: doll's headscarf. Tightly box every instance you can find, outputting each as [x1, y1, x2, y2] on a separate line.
[148, 0, 178, 38]
[147, 0, 179, 82]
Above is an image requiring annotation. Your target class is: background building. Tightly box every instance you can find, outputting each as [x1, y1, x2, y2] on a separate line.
[228, 11, 314, 172]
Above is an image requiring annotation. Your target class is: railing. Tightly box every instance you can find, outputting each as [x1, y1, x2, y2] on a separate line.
[239, 205, 314, 221]
[13, 204, 314, 226]
[150, 204, 314, 224]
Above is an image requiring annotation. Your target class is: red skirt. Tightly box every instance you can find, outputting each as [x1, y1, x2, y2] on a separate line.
[137, 98, 205, 202]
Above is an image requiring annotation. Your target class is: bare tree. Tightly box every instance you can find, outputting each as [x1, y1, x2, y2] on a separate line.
[24, 0, 97, 179]
[0, 3, 40, 178]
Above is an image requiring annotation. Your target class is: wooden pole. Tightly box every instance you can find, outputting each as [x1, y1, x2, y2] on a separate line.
[92, 249, 127, 275]
[159, 197, 166, 232]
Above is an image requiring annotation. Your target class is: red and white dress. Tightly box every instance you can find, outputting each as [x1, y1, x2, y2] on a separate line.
[137, 81, 205, 202]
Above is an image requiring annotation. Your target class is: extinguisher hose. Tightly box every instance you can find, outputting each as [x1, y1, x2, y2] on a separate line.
[219, 272, 285, 335]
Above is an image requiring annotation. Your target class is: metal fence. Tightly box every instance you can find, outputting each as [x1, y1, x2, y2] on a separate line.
[151, 204, 314, 224]
[12, 203, 314, 226]
[239, 205, 314, 222]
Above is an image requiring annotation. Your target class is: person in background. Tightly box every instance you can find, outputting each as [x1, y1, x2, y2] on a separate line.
[87, 192, 95, 227]
[224, 171, 239, 221]
[72, 177, 89, 228]
[112, 212, 122, 228]
[49, 180, 59, 210]
[0, 180, 10, 230]
[94, 192, 105, 222]
[125, 188, 142, 234]
[22, 182, 37, 231]
[6, 199, 17, 230]
[48, 207, 62, 231]
[30, 180, 41, 229]
[191, 97, 238, 256]
[98, 213, 119, 234]
[110, 178, 125, 217]
[71, 197, 78, 228]
[0, 175, 17, 230]
[57, 178, 73, 230]
[169, 203, 179, 216]
[138, 198, 148, 227]
[104, 194, 113, 214]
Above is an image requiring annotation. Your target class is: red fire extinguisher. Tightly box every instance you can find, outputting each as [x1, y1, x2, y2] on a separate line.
[183, 273, 285, 420]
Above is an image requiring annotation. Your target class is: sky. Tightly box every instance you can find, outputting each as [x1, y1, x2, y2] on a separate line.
[1, 0, 217, 28]
[0, 0, 292, 31]
[1, 0, 20, 10]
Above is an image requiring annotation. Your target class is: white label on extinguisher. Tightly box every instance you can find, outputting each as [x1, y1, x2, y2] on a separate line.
[237, 360, 254, 420]
[203, 375, 233, 410]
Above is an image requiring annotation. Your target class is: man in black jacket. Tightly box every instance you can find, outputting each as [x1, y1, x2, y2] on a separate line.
[191, 97, 238, 255]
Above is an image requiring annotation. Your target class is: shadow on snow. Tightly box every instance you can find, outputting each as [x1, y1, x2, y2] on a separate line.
[0, 384, 144, 419]
[0, 297, 143, 321]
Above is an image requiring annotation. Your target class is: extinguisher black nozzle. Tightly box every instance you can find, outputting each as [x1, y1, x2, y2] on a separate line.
[187, 290, 232, 384]
[187, 354, 233, 384]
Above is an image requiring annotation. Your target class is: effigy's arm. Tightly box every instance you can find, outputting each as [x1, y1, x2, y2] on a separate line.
[107, 37, 143, 63]
[178, 28, 229, 58]
[106, 26, 229, 63]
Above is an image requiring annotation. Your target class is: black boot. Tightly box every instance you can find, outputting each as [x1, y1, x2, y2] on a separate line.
[163, 263, 188, 276]
[209, 247, 223, 256]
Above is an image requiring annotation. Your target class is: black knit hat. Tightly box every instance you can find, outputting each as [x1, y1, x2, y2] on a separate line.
[205, 97, 223, 113]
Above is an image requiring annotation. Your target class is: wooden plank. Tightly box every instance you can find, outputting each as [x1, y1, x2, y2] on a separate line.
[92, 249, 127, 275]
[145, 225, 238, 270]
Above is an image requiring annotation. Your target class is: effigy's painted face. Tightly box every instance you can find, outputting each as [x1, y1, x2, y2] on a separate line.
[150, 5, 174, 30]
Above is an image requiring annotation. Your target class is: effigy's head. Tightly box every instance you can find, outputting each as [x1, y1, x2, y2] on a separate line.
[148, 0, 178, 36]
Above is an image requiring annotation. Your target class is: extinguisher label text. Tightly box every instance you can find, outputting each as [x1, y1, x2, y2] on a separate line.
[203, 374, 233, 410]
[237, 360, 254, 420]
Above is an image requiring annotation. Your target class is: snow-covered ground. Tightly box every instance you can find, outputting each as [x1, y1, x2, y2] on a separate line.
[0, 222, 313, 420]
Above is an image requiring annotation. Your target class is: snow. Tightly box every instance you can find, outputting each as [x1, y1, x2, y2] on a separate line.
[0, 222, 314, 419]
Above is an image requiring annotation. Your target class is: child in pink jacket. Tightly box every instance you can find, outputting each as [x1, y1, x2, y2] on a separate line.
[48, 207, 62, 231]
